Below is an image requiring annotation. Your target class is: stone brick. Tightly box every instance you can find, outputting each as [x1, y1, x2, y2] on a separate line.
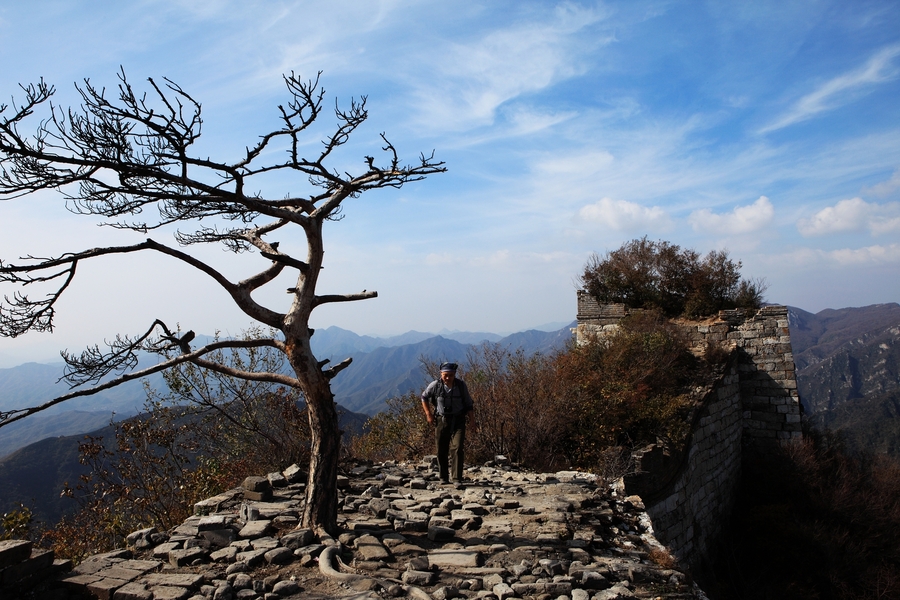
[0, 540, 32, 569]
[112, 582, 153, 600]
[147, 585, 191, 600]
[238, 520, 272, 539]
[429, 549, 483, 568]
[141, 573, 204, 588]
[87, 577, 130, 600]
[0, 548, 54, 586]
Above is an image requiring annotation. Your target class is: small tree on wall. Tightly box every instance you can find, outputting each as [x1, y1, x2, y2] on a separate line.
[0, 70, 445, 535]
[581, 237, 766, 318]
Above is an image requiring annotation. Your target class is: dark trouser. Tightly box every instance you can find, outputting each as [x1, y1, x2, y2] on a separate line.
[435, 414, 466, 481]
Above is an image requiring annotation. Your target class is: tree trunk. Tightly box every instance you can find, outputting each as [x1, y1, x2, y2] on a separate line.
[284, 217, 341, 536]
[300, 373, 341, 536]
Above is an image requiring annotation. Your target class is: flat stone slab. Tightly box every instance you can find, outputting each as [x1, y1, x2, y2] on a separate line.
[120, 559, 162, 572]
[193, 488, 242, 516]
[94, 565, 146, 582]
[355, 534, 391, 561]
[428, 549, 484, 568]
[87, 577, 129, 600]
[197, 515, 228, 530]
[347, 519, 393, 532]
[140, 573, 204, 588]
[147, 585, 191, 600]
[238, 519, 272, 539]
[112, 582, 153, 600]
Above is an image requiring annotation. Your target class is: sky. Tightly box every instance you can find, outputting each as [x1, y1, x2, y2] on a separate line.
[0, 0, 899, 367]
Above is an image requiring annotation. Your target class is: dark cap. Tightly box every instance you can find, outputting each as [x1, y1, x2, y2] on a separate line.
[440, 362, 458, 373]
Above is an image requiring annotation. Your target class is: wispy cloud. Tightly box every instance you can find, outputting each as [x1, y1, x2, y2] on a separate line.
[776, 243, 900, 267]
[688, 196, 775, 235]
[797, 197, 900, 236]
[408, 3, 609, 132]
[578, 197, 673, 232]
[863, 168, 900, 198]
[761, 44, 900, 133]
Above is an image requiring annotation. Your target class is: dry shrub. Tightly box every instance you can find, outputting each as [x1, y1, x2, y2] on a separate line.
[554, 310, 697, 469]
[708, 432, 900, 599]
[1, 504, 33, 541]
[352, 312, 701, 479]
[581, 237, 766, 318]
[348, 392, 432, 462]
[42, 335, 311, 562]
[648, 546, 678, 570]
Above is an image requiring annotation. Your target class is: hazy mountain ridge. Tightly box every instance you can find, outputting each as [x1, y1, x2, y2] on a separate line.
[309, 326, 503, 358]
[0, 410, 115, 459]
[3, 309, 900, 530]
[0, 324, 574, 524]
[330, 336, 471, 414]
[0, 362, 162, 415]
[788, 303, 900, 370]
[0, 324, 575, 458]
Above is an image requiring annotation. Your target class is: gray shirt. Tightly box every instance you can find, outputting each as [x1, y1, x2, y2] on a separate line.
[422, 379, 474, 417]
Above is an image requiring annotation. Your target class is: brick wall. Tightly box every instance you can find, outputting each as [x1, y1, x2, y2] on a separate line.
[576, 293, 802, 567]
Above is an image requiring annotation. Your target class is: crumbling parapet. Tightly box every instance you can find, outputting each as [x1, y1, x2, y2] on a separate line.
[576, 292, 802, 568]
[575, 293, 802, 446]
[625, 359, 744, 567]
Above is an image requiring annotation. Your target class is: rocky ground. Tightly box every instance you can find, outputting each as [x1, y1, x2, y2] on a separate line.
[44, 457, 709, 600]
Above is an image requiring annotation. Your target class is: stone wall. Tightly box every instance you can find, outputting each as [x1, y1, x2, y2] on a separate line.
[575, 292, 802, 567]
[625, 361, 744, 567]
[0, 539, 70, 597]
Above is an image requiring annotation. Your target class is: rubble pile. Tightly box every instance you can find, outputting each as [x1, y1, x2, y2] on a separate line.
[22, 457, 710, 599]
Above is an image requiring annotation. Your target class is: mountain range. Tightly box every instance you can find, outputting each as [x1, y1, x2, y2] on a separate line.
[0, 324, 574, 458]
[0, 323, 575, 524]
[3, 305, 899, 527]
[789, 303, 900, 455]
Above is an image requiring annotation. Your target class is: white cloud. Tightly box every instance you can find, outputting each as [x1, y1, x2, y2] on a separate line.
[536, 150, 615, 176]
[774, 243, 900, 267]
[761, 43, 900, 133]
[829, 243, 900, 265]
[471, 250, 512, 268]
[688, 196, 774, 235]
[578, 197, 672, 232]
[408, 4, 609, 131]
[864, 168, 900, 198]
[425, 252, 455, 266]
[797, 197, 900, 236]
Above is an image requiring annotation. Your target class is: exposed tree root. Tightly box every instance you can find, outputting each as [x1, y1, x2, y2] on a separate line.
[317, 545, 433, 600]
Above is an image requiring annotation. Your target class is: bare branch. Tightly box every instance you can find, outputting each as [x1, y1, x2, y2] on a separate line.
[0, 336, 299, 428]
[61, 318, 181, 386]
[0, 239, 287, 334]
[323, 357, 352, 380]
[313, 290, 378, 307]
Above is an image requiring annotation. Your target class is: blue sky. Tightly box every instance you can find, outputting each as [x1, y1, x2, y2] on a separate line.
[1, 1, 899, 366]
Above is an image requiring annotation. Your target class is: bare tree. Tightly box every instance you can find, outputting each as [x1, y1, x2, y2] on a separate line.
[0, 69, 445, 535]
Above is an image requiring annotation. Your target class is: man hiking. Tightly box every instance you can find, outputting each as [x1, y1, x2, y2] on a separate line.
[421, 362, 476, 484]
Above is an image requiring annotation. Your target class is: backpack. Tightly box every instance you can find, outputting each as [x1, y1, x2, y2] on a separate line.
[429, 380, 466, 416]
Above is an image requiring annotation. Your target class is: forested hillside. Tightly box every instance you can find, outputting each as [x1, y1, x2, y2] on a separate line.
[790, 303, 900, 456]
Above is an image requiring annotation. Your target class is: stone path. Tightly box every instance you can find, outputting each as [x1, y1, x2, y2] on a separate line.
[30, 457, 710, 599]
